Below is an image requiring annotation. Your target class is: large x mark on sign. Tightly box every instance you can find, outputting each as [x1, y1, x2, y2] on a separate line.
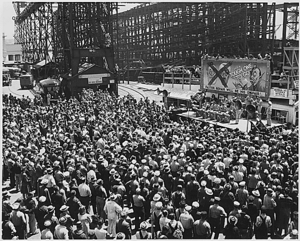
[207, 62, 232, 88]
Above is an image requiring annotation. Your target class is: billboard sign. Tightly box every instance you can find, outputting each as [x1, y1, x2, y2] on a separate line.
[201, 58, 271, 98]
[79, 73, 111, 85]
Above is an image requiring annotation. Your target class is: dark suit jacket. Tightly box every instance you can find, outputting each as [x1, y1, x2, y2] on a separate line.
[116, 218, 131, 239]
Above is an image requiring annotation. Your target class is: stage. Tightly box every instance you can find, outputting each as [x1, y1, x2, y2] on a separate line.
[177, 111, 285, 133]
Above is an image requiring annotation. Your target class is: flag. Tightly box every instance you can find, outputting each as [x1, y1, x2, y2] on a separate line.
[256, 120, 269, 134]
[249, 121, 259, 135]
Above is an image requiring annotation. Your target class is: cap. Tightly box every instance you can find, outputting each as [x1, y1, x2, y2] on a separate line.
[39, 196, 47, 203]
[239, 181, 246, 187]
[192, 201, 199, 208]
[267, 188, 273, 193]
[142, 171, 148, 178]
[141, 159, 147, 164]
[204, 170, 209, 175]
[154, 170, 160, 177]
[214, 197, 221, 202]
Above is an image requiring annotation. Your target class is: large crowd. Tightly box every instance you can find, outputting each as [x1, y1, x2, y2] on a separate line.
[2, 89, 299, 239]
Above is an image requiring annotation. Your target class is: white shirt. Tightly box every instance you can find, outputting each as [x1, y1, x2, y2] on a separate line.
[104, 200, 122, 219]
[43, 174, 56, 188]
[159, 216, 170, 230]
[94, 227, 107, 239]
[87, 170, 96, 183]
[78, 183, 91, 197]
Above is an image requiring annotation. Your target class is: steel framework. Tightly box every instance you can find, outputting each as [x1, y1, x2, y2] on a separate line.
[13, 2, 299, 71]
[113, 2, 299, 68]
[13, 2, 118, 76]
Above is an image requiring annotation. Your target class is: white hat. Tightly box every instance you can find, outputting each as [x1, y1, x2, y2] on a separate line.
[192, 201, 199, 208]
[234, 201, 240, 207]
[252, 190, 260, 197]
[155, 202, 163, 209]
[154, 170, 160, 177]
[39, 196, 47, 203]
[204, 170, 209, 175]
[205, 189, 213, 196]
[239, 181, 246, 187]
[214, 178, 221, 184]
[238, 159, 244, 164]
[291, 229, 298, 236]
[141, 159, 147, 164]
[153, 193, 161, 201]
[44, 220, 52, 227]
[201, 180, 207, 187]
[185, 205, 192, 211]
[142, 172, 148, 178]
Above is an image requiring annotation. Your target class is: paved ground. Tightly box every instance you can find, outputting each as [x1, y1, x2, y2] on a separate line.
[2, 79, 35, 99]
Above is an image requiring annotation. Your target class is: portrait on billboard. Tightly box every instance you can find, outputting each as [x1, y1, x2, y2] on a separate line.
[202, 59, 271, 98]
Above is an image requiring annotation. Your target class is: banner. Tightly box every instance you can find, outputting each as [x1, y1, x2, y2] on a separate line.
[201, 58, 271, 98]
[271, 88, 288, 98]
[79, 73, 110, 85]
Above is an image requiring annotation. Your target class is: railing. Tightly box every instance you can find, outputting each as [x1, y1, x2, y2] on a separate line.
[163, 72, 201, 88]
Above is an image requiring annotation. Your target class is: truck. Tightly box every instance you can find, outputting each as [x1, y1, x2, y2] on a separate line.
[19, 74, 35, 89]
[2, 67, 11, 86]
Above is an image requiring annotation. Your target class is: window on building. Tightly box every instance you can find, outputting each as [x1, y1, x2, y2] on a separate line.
[15, 54, 21, 62]
[8, 55, 14, 61]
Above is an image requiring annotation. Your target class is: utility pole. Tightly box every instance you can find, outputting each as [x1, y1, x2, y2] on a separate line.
[127, 46, 129, 84]
[3, 33, 7, 62]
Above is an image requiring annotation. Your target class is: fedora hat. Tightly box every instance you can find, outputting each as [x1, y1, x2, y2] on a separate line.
[252, 190, 260, 197]
[60, 205, 69, 212]
[153, 193, 161, 201]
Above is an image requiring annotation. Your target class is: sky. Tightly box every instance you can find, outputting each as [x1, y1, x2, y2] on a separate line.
[1, 2, 140, 40]
[1, 1, 298, 41]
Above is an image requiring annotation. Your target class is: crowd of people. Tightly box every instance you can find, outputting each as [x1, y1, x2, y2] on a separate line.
[2, 88, 299, 239]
